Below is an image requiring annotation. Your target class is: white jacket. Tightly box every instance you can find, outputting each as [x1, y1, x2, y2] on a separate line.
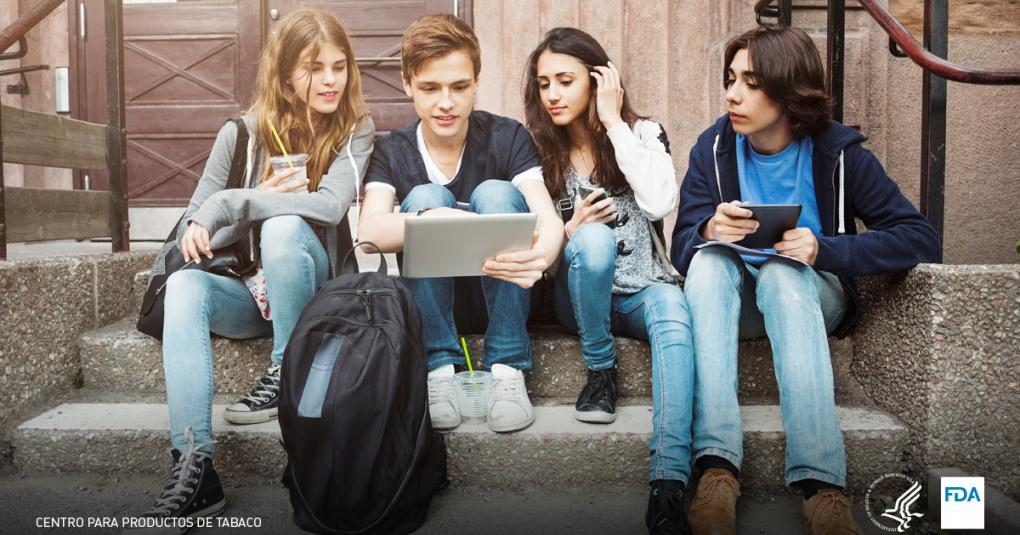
[606, 119, 678, 221]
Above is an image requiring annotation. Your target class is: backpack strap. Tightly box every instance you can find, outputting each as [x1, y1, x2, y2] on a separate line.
[225, 117, 250, 190]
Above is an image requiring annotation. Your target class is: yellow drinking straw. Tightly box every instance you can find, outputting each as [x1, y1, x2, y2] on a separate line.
[268, 122, 294, 168]
[460, 337, 473, 375]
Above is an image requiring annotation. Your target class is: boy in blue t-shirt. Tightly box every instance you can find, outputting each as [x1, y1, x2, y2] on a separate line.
[670, 25, 941, 535]
[358, 14, 564, 433]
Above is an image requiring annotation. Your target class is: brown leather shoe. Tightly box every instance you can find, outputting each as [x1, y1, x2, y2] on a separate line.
[688, 468, 740, 535]
[802, 489, 865, 535]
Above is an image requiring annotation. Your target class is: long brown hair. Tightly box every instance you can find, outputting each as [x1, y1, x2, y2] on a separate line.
[249, 8, 368, 190]
[723, 24, 832, 138]
[523, 27, 643, 197]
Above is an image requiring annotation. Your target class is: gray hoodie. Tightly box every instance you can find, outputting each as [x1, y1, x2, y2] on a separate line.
[178, 113, 375, 275]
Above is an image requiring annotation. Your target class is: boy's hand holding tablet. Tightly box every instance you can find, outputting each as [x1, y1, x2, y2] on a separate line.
[702, 201, 816, 265]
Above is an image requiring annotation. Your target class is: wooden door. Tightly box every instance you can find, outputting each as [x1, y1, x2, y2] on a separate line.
[72, 0, 467, 207]
[71, 0, 261, 207]
[269, 0, 460, 135]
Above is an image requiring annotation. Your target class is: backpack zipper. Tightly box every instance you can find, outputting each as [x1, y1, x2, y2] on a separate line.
[295, 289, 396, 330]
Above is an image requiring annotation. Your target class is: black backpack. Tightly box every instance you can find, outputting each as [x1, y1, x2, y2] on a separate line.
[279, 243, 448, 535]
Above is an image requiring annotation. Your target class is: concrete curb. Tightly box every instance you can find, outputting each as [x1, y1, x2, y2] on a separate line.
[13, 403, 907, 495]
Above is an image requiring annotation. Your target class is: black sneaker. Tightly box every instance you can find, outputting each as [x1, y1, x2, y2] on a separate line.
[224, 363, 281, 424]
[573, 367, 618, 423]
[646, 480, 691, 535]
[125, 431, 226, 534]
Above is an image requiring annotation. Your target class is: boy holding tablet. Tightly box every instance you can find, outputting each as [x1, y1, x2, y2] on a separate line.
[670, 25, 940, 535]
[358, 14, 563, 433]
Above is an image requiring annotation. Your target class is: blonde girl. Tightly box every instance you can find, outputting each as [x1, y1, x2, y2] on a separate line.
[131, 8, 374, 525]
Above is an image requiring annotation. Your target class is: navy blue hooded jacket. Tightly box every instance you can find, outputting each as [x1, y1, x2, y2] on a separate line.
[670, 115, 942, 336]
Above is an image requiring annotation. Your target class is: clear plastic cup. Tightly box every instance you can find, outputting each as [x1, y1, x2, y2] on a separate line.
[269, 153, 308, 191]
[454, 370, 492, 424]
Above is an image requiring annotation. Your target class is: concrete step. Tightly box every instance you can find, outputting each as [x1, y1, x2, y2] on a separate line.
[80, 319, 867, 404]
[12, 402, 907, 495]
[0, 474, 899, 535]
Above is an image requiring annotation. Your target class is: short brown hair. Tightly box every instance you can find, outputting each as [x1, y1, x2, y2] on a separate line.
[723, 25, 833, 137]
[401, 14, 481, 83]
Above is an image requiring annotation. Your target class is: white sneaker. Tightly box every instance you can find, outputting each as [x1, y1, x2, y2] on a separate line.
[487, 364, 534, 432]
[427, 373, 461, 430]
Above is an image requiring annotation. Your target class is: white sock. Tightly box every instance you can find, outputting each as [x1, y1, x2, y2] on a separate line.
[428, 364, 455, 379]
[490, 363, 519, 379]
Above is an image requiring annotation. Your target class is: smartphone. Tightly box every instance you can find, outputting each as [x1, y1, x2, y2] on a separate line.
[577, 185, 616, 229]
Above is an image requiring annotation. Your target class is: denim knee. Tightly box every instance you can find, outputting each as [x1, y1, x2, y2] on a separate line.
[469, 179, 528, 214]
[164, 269, 212, 315]
[642, 284, 692, 327]
[401, 183, 457, 213]
[755, 259, 819, 311]
[685, 246, 743, 294]
[259, 215, 312, 263]
[564, 223, 616, 275]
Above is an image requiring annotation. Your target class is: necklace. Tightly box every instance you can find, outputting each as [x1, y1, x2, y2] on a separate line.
[571, 147, 593, 176]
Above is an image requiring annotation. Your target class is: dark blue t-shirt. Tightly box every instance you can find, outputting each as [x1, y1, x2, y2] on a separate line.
[363, 110, 541, 203]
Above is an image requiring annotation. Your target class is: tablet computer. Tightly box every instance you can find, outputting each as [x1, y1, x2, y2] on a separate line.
[735, 204, 802, 249]
[402, 213, 538, 278]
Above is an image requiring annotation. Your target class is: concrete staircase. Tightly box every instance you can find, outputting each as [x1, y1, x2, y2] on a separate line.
[11, 316, 909, 496]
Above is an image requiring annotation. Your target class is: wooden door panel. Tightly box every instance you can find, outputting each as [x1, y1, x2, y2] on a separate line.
[126, 136, 214, 202]
[124, 37, 238, 103]
[73, 0, 259, 207]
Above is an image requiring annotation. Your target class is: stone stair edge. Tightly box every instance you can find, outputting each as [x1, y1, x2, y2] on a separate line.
[11, 402, 908, 495]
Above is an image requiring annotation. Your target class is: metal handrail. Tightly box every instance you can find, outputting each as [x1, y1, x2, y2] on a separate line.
[0, 0, 64, 54]
[857, 0, 1020, 85]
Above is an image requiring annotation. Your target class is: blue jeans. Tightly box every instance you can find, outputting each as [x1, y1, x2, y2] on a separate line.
[684, 245, 849, 487]
[553, 223, 695, 483]
[399, 180, 533, 370]
[162, 215, 329, 452]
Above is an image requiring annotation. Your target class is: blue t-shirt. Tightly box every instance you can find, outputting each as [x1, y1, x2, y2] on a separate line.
[735, 134, 821, 265]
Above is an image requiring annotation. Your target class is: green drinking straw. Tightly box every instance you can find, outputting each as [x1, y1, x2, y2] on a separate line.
[460, 337, 473, 375]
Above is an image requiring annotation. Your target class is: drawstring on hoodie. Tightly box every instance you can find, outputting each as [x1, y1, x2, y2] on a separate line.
[712, 134, 722, 200]
[837, 150, 846, 234]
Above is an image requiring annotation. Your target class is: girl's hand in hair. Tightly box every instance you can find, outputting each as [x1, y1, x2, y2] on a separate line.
[181, 221, 213, 263]
[260, 166, 309, 193]
[564, 189, 617, 239]
[702, 201, 758, 242]
[774, 227, 819, 265]
[590, 61, 624, 130]
[483, 231, 549, 289]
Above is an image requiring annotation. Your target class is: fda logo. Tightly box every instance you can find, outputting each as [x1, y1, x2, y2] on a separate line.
[941, 477, 984, 529]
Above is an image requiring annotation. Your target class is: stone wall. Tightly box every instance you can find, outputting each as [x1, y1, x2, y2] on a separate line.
[0, 252, 155, 432]
[854, 264, 1020, 500]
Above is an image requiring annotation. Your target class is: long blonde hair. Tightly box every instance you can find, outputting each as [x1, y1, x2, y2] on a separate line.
[249, 8, 368, 191]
